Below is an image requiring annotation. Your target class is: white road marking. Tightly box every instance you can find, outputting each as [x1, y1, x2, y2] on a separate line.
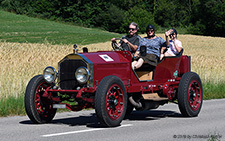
[42, 124, 133, 137]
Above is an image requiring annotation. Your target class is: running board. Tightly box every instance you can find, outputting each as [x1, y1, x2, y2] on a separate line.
[142, 93, 168, 101]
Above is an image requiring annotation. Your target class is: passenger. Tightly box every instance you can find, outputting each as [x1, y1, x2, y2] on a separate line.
[111, 22, 141, 55]
[132, 24, 167, 70]
[162, 28, 183, 58]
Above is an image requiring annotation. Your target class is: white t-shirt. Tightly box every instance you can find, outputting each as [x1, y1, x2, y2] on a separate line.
[166, 40, 183, 56]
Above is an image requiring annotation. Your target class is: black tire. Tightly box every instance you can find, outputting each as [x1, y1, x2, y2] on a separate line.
[24, 75, 57, 124]
[95, 75, 127, 127]
[178, 72, 203, 117]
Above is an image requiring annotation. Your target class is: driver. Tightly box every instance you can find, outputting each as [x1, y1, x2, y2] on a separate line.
[111, 22, 141, 55]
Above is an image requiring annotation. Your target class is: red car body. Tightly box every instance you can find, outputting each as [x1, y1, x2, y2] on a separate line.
[53, 50, 190, 101]
[25, 49, 203, 127]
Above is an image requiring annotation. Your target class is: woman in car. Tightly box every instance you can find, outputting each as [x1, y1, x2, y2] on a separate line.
[162, 28, 183, 58]
[132, 24, 167, 70]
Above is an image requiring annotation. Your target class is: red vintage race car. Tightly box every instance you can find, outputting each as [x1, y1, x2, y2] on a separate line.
[24, 43, 203, 127]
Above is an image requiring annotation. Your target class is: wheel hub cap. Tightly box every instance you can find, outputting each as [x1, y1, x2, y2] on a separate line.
[106, 85, 124, 120]
[188, 80, 202, 111]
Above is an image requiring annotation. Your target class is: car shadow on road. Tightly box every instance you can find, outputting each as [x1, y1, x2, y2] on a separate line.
[124, 110, 182, 121]
[52, 113, 101, 127]
[20, 110, 182, 128]
[19, 113, 101, 127]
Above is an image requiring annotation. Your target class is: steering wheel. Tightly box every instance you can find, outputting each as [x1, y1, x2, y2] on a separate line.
[111, 38, 124, 51]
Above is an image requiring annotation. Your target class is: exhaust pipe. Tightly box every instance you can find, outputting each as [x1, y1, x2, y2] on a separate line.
[129, 96, 142, 109]
[129, 96, 161, 110]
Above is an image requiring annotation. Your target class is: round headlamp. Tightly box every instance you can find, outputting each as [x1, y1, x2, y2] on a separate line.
[75, 66, 90, 84]
[43, 66, 57, 83]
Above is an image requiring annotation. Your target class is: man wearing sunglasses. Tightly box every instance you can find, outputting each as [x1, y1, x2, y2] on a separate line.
[111, 22, 141, 55]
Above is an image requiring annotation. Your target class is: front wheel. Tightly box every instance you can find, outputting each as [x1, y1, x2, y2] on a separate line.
[95, 76, 127, 127]
[178, 72, 203, 117]
[24, 75, 57, 123]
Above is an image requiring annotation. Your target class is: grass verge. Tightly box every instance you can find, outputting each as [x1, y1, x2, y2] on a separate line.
[203, 83, 225, 100]
[0, 94, 71, 117]
[0, 95, 26, 117]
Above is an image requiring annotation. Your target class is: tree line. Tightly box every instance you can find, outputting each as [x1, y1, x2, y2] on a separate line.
[0, 0, 224, 37]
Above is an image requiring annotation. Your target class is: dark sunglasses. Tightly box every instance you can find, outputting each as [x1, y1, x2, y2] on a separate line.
[129, 28, 136, 31]
[169, 33, 175, 37]
[147, 29, 154, 33]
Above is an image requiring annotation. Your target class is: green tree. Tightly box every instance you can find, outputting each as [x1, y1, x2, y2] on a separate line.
[94, 4, 125, 32]
[121, 5, 157, 34]
[1, 0, 33, 14]
[31, 0, 58, 18]
[154, 0, 178, 27]
[175, 0, 200, 26]
[109, 0, 143, 11]
[189, 0, 225, 37]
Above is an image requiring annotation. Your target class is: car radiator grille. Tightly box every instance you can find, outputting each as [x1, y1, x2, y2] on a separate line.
[59, 59, 87, 90]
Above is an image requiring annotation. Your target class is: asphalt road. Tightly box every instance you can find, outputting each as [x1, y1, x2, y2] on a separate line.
[0, 99, 224, 141]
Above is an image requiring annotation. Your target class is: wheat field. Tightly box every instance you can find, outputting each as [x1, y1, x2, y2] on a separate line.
[0, 34, 225, 98]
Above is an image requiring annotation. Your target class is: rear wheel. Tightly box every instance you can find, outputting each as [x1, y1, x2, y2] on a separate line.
[178, 72, 203, 117]
[25, 75, 56, 123]
[95, 76, 127, 127]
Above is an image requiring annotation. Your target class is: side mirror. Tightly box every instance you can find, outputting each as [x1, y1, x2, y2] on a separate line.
[140, 46, 146, 56]
[83, 47, 88, 53]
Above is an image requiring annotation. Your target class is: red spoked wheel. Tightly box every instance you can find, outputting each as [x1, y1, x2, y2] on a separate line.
[95, 76, 127, 127]
[106, 84, 125, 120]
[25, 75, 56, 123]
[178, 72, 203, 117]
[188, 80, 202, 111]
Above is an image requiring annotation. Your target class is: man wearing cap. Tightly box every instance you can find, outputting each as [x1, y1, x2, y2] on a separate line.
[111, 22, 141, 55]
